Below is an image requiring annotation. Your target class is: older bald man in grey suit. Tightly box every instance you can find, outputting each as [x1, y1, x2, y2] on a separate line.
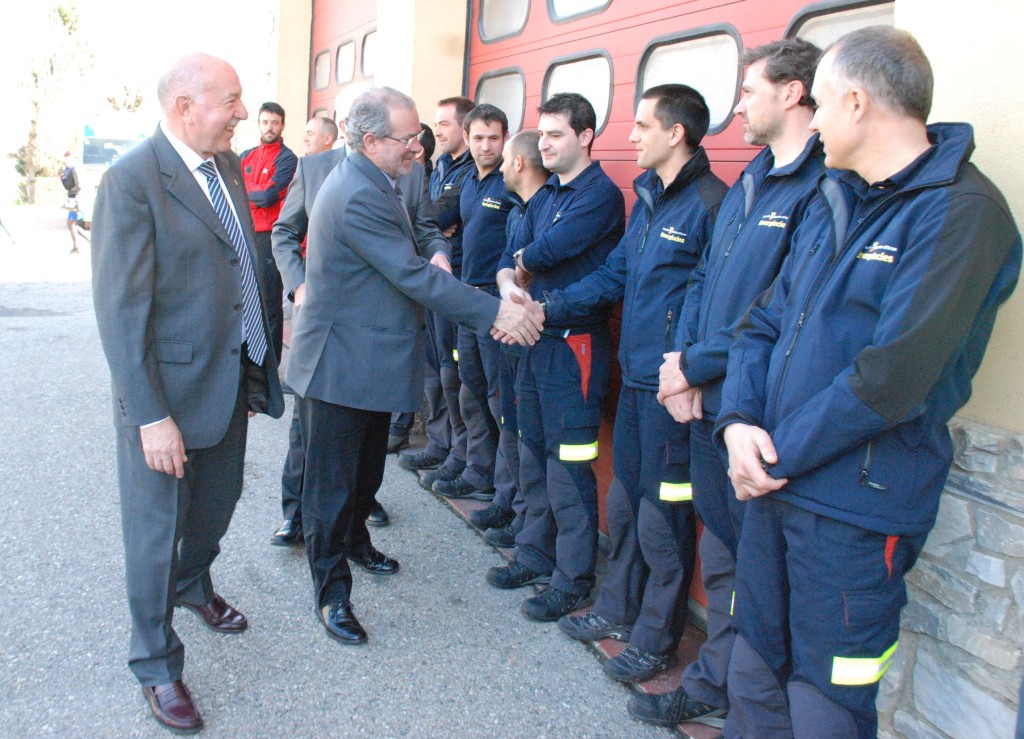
[92, 54, 283, 733]
[288, 87, 543, 645]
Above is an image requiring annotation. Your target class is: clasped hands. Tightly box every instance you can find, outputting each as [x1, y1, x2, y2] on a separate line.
[657, 352, 787, 501]
[490, 284, 545, 346]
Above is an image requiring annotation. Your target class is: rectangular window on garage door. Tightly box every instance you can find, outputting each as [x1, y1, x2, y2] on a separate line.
[475, 69, 526, 133]
[336, 41, 355, 84]
[479, 0, 530, 42]
[787, 0, 894, 48]
[638, 28, 741, 136]
[548, 0, 610, 23]
[542, 52, 613, 135]
[313, 50, 331, 90]
[361, 31, 378, 77]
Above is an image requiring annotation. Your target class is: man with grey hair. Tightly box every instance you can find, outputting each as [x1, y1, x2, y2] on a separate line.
[287, 86, 545, 646]
[302, 115, 338, 155]
[717, 26, 1020, 736]
[92, 53, 283, 733]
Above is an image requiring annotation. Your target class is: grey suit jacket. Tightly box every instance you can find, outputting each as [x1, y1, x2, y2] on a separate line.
[91, 126, 284, 449]
[272, 150, 448, 300]
[287, 152, 498, 412]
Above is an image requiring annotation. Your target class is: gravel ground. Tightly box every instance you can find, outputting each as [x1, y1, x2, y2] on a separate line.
[0, 206, 673, 738]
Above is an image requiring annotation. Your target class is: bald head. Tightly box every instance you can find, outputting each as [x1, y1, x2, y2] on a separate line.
[158, 53, 248, 160]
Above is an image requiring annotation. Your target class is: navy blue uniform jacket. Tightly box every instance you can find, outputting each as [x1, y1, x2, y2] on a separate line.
[544, 148, 727, 389]
[717, 123, 1021, 535]
[460, 164, 514, 286]
[497, 162, 625, 329]
[676, 136, 824, 418]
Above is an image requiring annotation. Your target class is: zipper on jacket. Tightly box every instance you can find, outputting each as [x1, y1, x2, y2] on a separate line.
[860, 440, 889, 490]
[665, 308, 674, 353]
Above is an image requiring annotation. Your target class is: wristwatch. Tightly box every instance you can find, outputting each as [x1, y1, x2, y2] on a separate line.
[513, 248, 528, 272]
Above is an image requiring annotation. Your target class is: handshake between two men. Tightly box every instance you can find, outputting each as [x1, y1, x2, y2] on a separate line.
[489, 282, 546, 346]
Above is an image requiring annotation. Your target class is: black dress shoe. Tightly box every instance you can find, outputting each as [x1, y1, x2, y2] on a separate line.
[319, 603, 368, 644]
[143, 680, 203, 734]
[349, 547, 400, 575]
[178, 593, 248, 634]
[366, 500, 390, 527]
[271, 518, 303, 546]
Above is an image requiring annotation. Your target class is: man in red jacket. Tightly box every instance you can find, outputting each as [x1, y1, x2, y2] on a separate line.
[240, 102, 298, 359]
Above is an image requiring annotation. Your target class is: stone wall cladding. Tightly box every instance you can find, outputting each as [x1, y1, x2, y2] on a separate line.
[878, 417, 1023, 738]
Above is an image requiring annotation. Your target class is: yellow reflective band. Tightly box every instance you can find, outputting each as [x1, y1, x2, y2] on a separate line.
[730, 591, 735, 617]
[831, 641, 899, 686]
[501, 416, 505, 425]
[559, 441, 598, 462]
[452, 349, 459, 362]
[659, 482, 693, 502]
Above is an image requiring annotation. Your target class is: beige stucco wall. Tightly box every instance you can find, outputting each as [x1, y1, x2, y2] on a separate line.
[377, 0, 469, 121]
[897, 0, 1024, 433]
[276, 0, 313, 142]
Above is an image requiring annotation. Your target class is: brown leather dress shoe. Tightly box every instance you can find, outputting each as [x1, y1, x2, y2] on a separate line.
[143, 680, 203, 734]
[179, 593, 248, 633]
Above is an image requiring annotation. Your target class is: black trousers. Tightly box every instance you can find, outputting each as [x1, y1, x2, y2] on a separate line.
[300, 396, 389, 608]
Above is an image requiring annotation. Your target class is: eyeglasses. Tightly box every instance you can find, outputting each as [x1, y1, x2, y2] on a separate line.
[381, 130, 425, 149]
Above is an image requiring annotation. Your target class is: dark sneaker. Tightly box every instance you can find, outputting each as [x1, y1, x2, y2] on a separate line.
[483, 522, 515, 548]
[521, 587, 593, 622]
[627, 687, 727, 727]
[603, 644, 678, 682]
[432, 475, 495, 501]
[470, 503, 515, 529]
[398, 450, 445, 471]
[366, 500, 390, 527]
[558, 611, 632, 642]
[418, 466, 460, 491]
[486, 561, 551, 589]
[386, 435, 409, 454]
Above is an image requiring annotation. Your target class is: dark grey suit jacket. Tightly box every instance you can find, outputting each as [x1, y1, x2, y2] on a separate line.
[272, 150, 447, 300]
[92, 126, 284, 449]
[287, 152, 499, 412]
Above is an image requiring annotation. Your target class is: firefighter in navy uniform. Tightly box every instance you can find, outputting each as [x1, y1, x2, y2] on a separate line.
[487, 92, 625, 623]
[432, 104, 513, 501]
[551, 84, 728, 682]
[637, 39, 825, 727]
[470, 130, 552, 546]
[718, 29, 1019, 736]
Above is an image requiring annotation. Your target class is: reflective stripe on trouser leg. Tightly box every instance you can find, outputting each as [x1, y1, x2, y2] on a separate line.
[559, 441, 598, 461]
[659, 481, 692, 501]
[831, 642, 898, 685]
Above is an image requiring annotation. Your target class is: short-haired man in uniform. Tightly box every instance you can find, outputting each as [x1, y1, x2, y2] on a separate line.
[553, 83, 728, 681]
[487, 92, 626, 623]
[398, 96, 477, 491]
[635, 38, 825, 726]
[432, 104, 513, 502]
[470, 129, 551, 546]
[717, 28, 1019, 735]
[239, 101, 297, 360]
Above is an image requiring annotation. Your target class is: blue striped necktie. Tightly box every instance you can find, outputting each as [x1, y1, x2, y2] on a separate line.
[197, 160, 267, 366]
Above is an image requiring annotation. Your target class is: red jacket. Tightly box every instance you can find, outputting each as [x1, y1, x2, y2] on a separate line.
[238, 140, 297, 232]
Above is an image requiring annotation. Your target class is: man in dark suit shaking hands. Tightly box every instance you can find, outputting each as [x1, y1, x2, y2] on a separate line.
[91, 53, 284, 734]
[288, 87, 544, 646]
